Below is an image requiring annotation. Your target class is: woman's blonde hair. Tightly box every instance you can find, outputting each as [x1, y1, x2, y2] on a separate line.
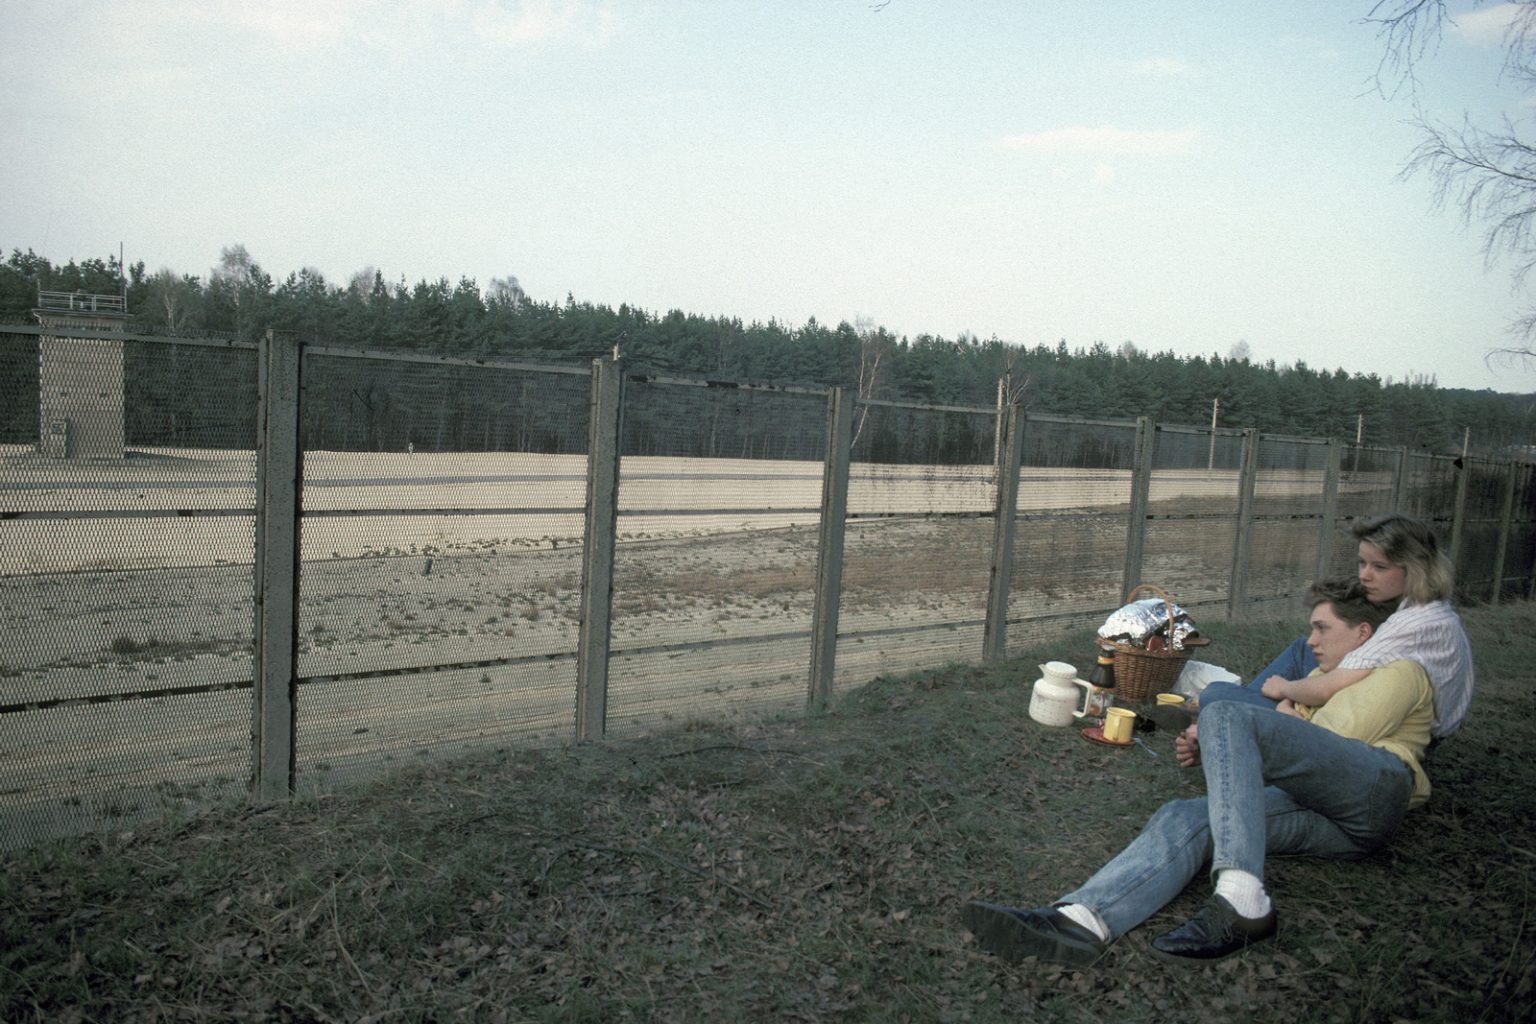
[1351, 513, 1454, 604]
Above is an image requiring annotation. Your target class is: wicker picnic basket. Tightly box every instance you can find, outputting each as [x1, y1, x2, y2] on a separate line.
[1109, 583, 1196, 701]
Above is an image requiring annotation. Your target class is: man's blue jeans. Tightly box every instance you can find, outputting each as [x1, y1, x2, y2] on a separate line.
[1198, 637, 1318, 712]
[1057, 700, 1414, 940]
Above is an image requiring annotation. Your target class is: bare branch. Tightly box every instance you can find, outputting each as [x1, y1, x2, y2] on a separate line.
[1364, 0, 1447, 96]
[850, 322, 894, 449]
[1403, 114, 1536, 283]
[1493, 1, 1536, 83]
[1487, 342, 1536, 368]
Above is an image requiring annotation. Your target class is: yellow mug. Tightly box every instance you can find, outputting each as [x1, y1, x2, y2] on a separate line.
[1156, 693, 1186, 708]
[1103, 707, 1137, 745]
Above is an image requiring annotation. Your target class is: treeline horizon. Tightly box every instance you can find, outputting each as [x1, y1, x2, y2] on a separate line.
[3, 245, 1535, 459]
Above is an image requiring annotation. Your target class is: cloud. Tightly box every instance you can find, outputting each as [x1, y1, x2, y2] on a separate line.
[469, 0, 620, 47]
[157, 0, 619, 52]
[174, 0, 381, 50]
[1451, 2, 1530, 46]
[998, 126, 1198, 156]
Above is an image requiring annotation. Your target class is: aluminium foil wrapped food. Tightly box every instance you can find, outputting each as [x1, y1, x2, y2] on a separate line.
[1097, 597, 1199, 650]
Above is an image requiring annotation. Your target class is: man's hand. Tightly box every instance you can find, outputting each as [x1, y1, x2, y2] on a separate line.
[1260, 675, 1292, 701]
[1275, 698, 1305, 719]
[1174, 723, 1200, 768]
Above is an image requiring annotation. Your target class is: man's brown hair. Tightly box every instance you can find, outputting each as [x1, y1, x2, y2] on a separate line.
[1306, 577, 1393, 632]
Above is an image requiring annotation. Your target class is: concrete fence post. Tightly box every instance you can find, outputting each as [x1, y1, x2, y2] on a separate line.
[1523, 466, 1536, 600]
[1448, 456, 1470, 585]
[1315, 438, 1342, 583]
[1121, 416, 1155, 599]
[1228, 428, 1261, 619]
[576, 356, 624, 742]
[252, 330, 303, 802]
[809, 388, 854, 709]
[983, 405, 1025, 662]
[1491, 460, 1518, 605]
[1390, 447, 1409, 512]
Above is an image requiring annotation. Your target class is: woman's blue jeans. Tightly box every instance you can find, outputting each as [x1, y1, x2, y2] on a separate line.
[1057, 700, 1413, 940]
[1197, 636, 1318, 712]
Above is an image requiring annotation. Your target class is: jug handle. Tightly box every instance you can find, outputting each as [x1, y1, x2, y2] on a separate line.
[1071, 678, 1095, 718]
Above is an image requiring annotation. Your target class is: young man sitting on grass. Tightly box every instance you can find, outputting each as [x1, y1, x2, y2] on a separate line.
[962, 578, 1435, 966]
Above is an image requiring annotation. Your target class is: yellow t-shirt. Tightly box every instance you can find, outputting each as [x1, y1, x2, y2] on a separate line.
[1294, 659, 1433, 809]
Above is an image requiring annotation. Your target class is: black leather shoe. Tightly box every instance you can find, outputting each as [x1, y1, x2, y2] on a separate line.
[961, 901, 1107, 967]
[1150, 895, 1277, 963]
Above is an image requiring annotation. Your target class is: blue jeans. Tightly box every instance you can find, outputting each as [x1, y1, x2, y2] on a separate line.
[1198, 637, 1318, 712]
[1057, 700, 1414, 940]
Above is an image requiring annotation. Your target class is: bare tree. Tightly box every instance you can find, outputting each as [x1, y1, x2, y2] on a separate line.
[347, 266, 380, 303]
[1366, 0, 1457, 95]
[487, 275, 527, 306]
[850, 316, 894, 449]
[145, 268, 199, 330]
[998, 342, 1032, 407]
[993, 343, 1033, 474]
[211, 244, 257, 308]
[1368, 1, 1536, 360]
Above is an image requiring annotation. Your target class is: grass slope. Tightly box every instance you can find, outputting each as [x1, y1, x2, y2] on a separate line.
[3, 605, 1533, 1023]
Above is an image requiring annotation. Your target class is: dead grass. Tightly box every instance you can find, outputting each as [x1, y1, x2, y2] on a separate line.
[2, 604, 1534, 1023]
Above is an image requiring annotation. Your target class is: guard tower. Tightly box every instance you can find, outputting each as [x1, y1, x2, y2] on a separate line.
[33, 290, 129, 459]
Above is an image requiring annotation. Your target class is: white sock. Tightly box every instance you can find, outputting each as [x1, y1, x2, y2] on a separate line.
[1056, 902, 1111, 942]
[1214, 869, 1273, 919]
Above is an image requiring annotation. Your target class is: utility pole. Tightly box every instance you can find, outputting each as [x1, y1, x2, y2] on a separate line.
[1207, 396, 1219, 471]
[1352, 412, 1364, 476]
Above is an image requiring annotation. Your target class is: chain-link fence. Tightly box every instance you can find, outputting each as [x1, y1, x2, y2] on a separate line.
[1, 326, 259, 846]
[290, 348, 594, 788]
[4, 325, 1534, 848]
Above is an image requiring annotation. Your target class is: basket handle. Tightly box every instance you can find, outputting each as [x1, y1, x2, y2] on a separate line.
[1124, 583, 1176, 638]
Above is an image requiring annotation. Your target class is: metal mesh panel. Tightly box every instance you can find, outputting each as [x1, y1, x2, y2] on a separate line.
[1502, 462, 1536, 600]
[0, 332, 39, 447]
[1253, 436, 1329, 517]
[1455, 457, 1513, 599]
[1502, 531, 1536, 600]
[1003, 416, 1140, 655]
[1324, 444, 1399, 573]
[1336, 445, 1400, 525]
[292, 352, 591, 786]
[1398, 451, 1460, 523]
[1247, 436, 1331, 606]
[606, 379, 829, 736]
[1141, 426, 1243, 611]
[832, 400, 998, 691]
[1, 333, 258, 848]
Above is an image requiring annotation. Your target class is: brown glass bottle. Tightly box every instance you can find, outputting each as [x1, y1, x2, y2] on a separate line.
[1087, 647, 1117, 694]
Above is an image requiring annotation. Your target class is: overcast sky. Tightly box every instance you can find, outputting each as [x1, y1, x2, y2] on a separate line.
[3, 0, 1532, 392]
